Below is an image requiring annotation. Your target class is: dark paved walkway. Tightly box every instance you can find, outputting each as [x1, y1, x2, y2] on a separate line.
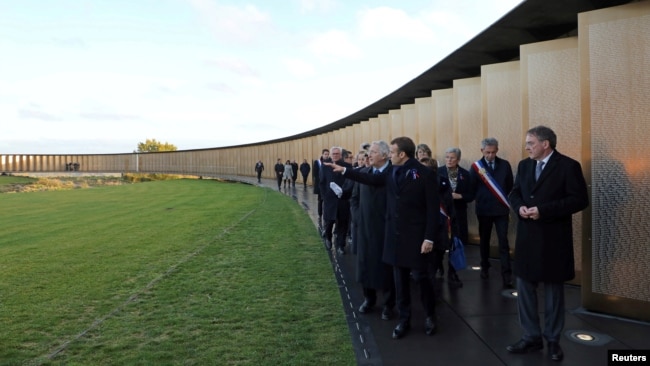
[227, 175, 650, 366]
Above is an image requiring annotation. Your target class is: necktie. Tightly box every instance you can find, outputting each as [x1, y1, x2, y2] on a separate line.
[373, 169, 380, 175]
[535, 161, 545, 181]
[488, 161, 494, 170]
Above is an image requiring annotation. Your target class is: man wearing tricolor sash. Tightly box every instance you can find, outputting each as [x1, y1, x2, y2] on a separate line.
[470, 138, 514, 288]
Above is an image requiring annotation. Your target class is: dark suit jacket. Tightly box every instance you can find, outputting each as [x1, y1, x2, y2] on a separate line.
[508, 151, 589, 282]
[437, 165, 475, 210]
[299, 162, 311, 178]
[312, 159, 322, 194]
[345, 158, 439, 270]
[319, 159, 353, 222]
[469, 156, 514, 217]
[274, 163, 284, 178]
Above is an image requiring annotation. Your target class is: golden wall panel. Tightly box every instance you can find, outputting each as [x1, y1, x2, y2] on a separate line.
[481, 60, 526, 266]
[390, 109, 403, 138]
[580, 1, 650, 320]
[369, 117, 380, 142]
[453, 78, 482, 243]
[402, 104, 417, 142]
[378, 114, 390, 141]
[415, 97, 434, 153]
[482, 61, 522, 168]
[453, 77, 482, 169]
[432, 89, 453, 163]
[360, 120, 371, 147]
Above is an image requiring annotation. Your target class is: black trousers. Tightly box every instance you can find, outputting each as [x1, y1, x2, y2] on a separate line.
[362, 264, 396, 308]
[478, 214, 511, 275]
[317, 194, 323, 217]
[394, 265, 436, 323]
[276, 174, 283, 189]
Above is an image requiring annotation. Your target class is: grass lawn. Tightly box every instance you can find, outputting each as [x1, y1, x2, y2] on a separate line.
[0, 179, 353, 365]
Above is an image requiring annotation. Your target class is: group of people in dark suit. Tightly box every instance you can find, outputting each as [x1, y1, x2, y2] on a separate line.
[318, 147, 355, 255]
[311, 126, 588, 362]
[327, 137, 441, 339]
[265, 158, 311, 190]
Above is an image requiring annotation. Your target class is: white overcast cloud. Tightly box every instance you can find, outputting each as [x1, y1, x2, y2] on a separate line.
[0, 0, 523, 154]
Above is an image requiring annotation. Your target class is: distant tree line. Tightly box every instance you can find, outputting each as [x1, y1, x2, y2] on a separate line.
[136, 139, 177, 152]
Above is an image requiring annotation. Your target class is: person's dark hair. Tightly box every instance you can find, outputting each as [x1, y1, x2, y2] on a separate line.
[527, 125, 557, 149]
[416, 143, 432, 158]
[321, 148, 329, 154]
[342, 149, 351, 159]
[391, 137, 416, 158]
[419, 156, 438, 169]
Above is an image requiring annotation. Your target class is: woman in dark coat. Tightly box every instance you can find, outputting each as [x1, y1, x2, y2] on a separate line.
[437, 147, 474, 288]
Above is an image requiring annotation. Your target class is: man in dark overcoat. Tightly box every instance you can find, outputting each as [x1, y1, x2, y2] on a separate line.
[273, 158, 284, 191]
[352, 141, 395, 320]
[254, 160, 264, 183]
[299, 159, 311, 188]
[469, 137, 514, 287]
[328, 136, 440, 339]
[506, 126, 588, 362]
[319, 147, 353, 254]
[290, 160, 299, 187]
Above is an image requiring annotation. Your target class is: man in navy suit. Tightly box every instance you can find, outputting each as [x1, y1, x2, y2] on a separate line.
[469, 138, 514, 288]
[506, 126, 589, 362]
[327, 137, 440, 340]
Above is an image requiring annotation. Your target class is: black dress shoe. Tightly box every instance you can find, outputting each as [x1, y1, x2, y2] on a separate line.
[506, 339, 543, 353]
[548, 342, 563, 361]
[480, 268, 489, 279]
[325, 239, 332, 250]
[424, 317, 437, 335]
[392, 322, 410, 339]
[358, 300, 374, 314]
[381, 306, 393, 320]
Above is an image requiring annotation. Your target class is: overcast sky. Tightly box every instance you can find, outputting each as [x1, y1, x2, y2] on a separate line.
[0, 0, 522, 154]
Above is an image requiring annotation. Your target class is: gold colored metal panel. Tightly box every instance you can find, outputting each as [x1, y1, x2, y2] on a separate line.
[453, 78, 481, 170]
[402, 104, 417, 142]
[389, 110, 403, 138]
[453, 78, 482, 244]
[378, 114, 390, 141]
[580, 1, 650, 321]
[481, 61, 523, 257]
[360, 120, 371, 147]
[432, 89, 453, 162]
[368, 117, 380, 142]
[482, 61, 522, 167]
[415, 97, 434, 153]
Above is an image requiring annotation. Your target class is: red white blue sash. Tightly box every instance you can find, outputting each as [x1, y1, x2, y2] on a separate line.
[472, 160, 510, 209]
